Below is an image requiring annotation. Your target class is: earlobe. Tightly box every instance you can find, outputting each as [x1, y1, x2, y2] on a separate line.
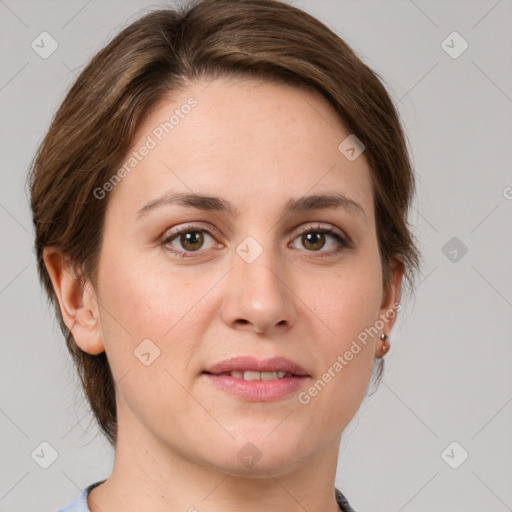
[43, 247, 105, 355]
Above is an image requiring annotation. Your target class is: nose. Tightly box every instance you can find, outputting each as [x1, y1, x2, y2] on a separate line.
[220, 245, 297, 335]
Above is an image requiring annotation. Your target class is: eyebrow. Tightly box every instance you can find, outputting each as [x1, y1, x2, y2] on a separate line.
[136, 191, 367, 223]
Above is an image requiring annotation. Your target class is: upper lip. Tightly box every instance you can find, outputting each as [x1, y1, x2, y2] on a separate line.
[204, 356, 310, 376]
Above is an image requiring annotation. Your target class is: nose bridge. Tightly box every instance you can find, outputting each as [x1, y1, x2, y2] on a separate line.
[221, 235, 296, 332]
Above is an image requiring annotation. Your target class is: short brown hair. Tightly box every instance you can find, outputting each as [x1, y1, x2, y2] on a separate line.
[28, 0, 420, 447]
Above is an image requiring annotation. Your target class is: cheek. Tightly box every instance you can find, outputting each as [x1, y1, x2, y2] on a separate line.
[95, 241, 238, 403]
[97, 242, 206, 339]
[317, 279, 379, 383]
[94, 250, 208, 419]
[312, 251, 383, 351]
[298, 255, 382, 426]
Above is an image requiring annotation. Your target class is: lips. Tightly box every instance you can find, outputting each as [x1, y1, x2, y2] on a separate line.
[203, 356, 310, 378]
[202, 356, 310, 401]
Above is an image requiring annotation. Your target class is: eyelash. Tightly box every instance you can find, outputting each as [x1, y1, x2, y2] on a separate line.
[161, 223, 351, 259]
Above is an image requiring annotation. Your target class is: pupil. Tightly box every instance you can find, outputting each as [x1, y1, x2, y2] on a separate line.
[303, 232, 325, 250]
[181, 231, 203, 250]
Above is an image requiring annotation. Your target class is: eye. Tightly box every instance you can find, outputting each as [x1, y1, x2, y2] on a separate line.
[162, 225, 220, 257]
[161, 222, 350, 259]
[290, 224, 350, 255]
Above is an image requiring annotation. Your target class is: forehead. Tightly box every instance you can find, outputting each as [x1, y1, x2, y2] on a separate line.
[108, 77, 374, 223]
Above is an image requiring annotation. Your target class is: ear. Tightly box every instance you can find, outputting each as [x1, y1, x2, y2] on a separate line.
[43, 247, 105, 355]
[378, 255, 404, 333]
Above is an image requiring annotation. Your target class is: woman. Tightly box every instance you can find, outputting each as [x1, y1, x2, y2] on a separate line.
[29, 0, 420, 510]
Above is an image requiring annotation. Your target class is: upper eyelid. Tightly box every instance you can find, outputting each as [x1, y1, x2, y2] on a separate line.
[162, 222, 348, 247]
[162, 222, 221, 240]
[295, 222, 345, 236]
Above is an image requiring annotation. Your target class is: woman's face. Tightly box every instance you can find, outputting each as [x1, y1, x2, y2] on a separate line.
[90, 77, 402, 474]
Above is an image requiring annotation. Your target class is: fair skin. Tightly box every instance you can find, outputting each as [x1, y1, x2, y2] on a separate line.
[45, 77, 403, 512]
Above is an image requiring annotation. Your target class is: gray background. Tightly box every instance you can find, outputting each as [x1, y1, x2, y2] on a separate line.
[1, 0, 511, 511]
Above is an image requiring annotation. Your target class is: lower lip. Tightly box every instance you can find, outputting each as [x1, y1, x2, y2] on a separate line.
[203, 373, 309, 401]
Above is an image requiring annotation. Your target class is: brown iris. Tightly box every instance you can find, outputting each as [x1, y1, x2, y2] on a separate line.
[180, 231, 204, 251]
[301, 232, 326, 251]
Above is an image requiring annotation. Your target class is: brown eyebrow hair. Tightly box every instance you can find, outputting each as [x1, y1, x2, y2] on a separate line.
[135, 191, 368, 223]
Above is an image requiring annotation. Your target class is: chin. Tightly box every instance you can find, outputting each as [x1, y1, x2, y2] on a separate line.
[203, 430, 311, 477]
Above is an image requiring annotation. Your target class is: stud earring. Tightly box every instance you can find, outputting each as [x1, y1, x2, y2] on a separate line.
[380, 333, 389, 354]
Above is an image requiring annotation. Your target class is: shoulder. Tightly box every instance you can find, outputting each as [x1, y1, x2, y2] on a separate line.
[55, 481, 105, 512]
[335, 487, 357, 512]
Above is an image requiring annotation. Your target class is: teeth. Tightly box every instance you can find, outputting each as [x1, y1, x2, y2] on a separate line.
[244, 370, 263, 381]
[228, 370, 290, 380]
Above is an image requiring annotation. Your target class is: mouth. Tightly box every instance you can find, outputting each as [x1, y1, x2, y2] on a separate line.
[202, 356, 310, 401]
[203, 355, 310, 378]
